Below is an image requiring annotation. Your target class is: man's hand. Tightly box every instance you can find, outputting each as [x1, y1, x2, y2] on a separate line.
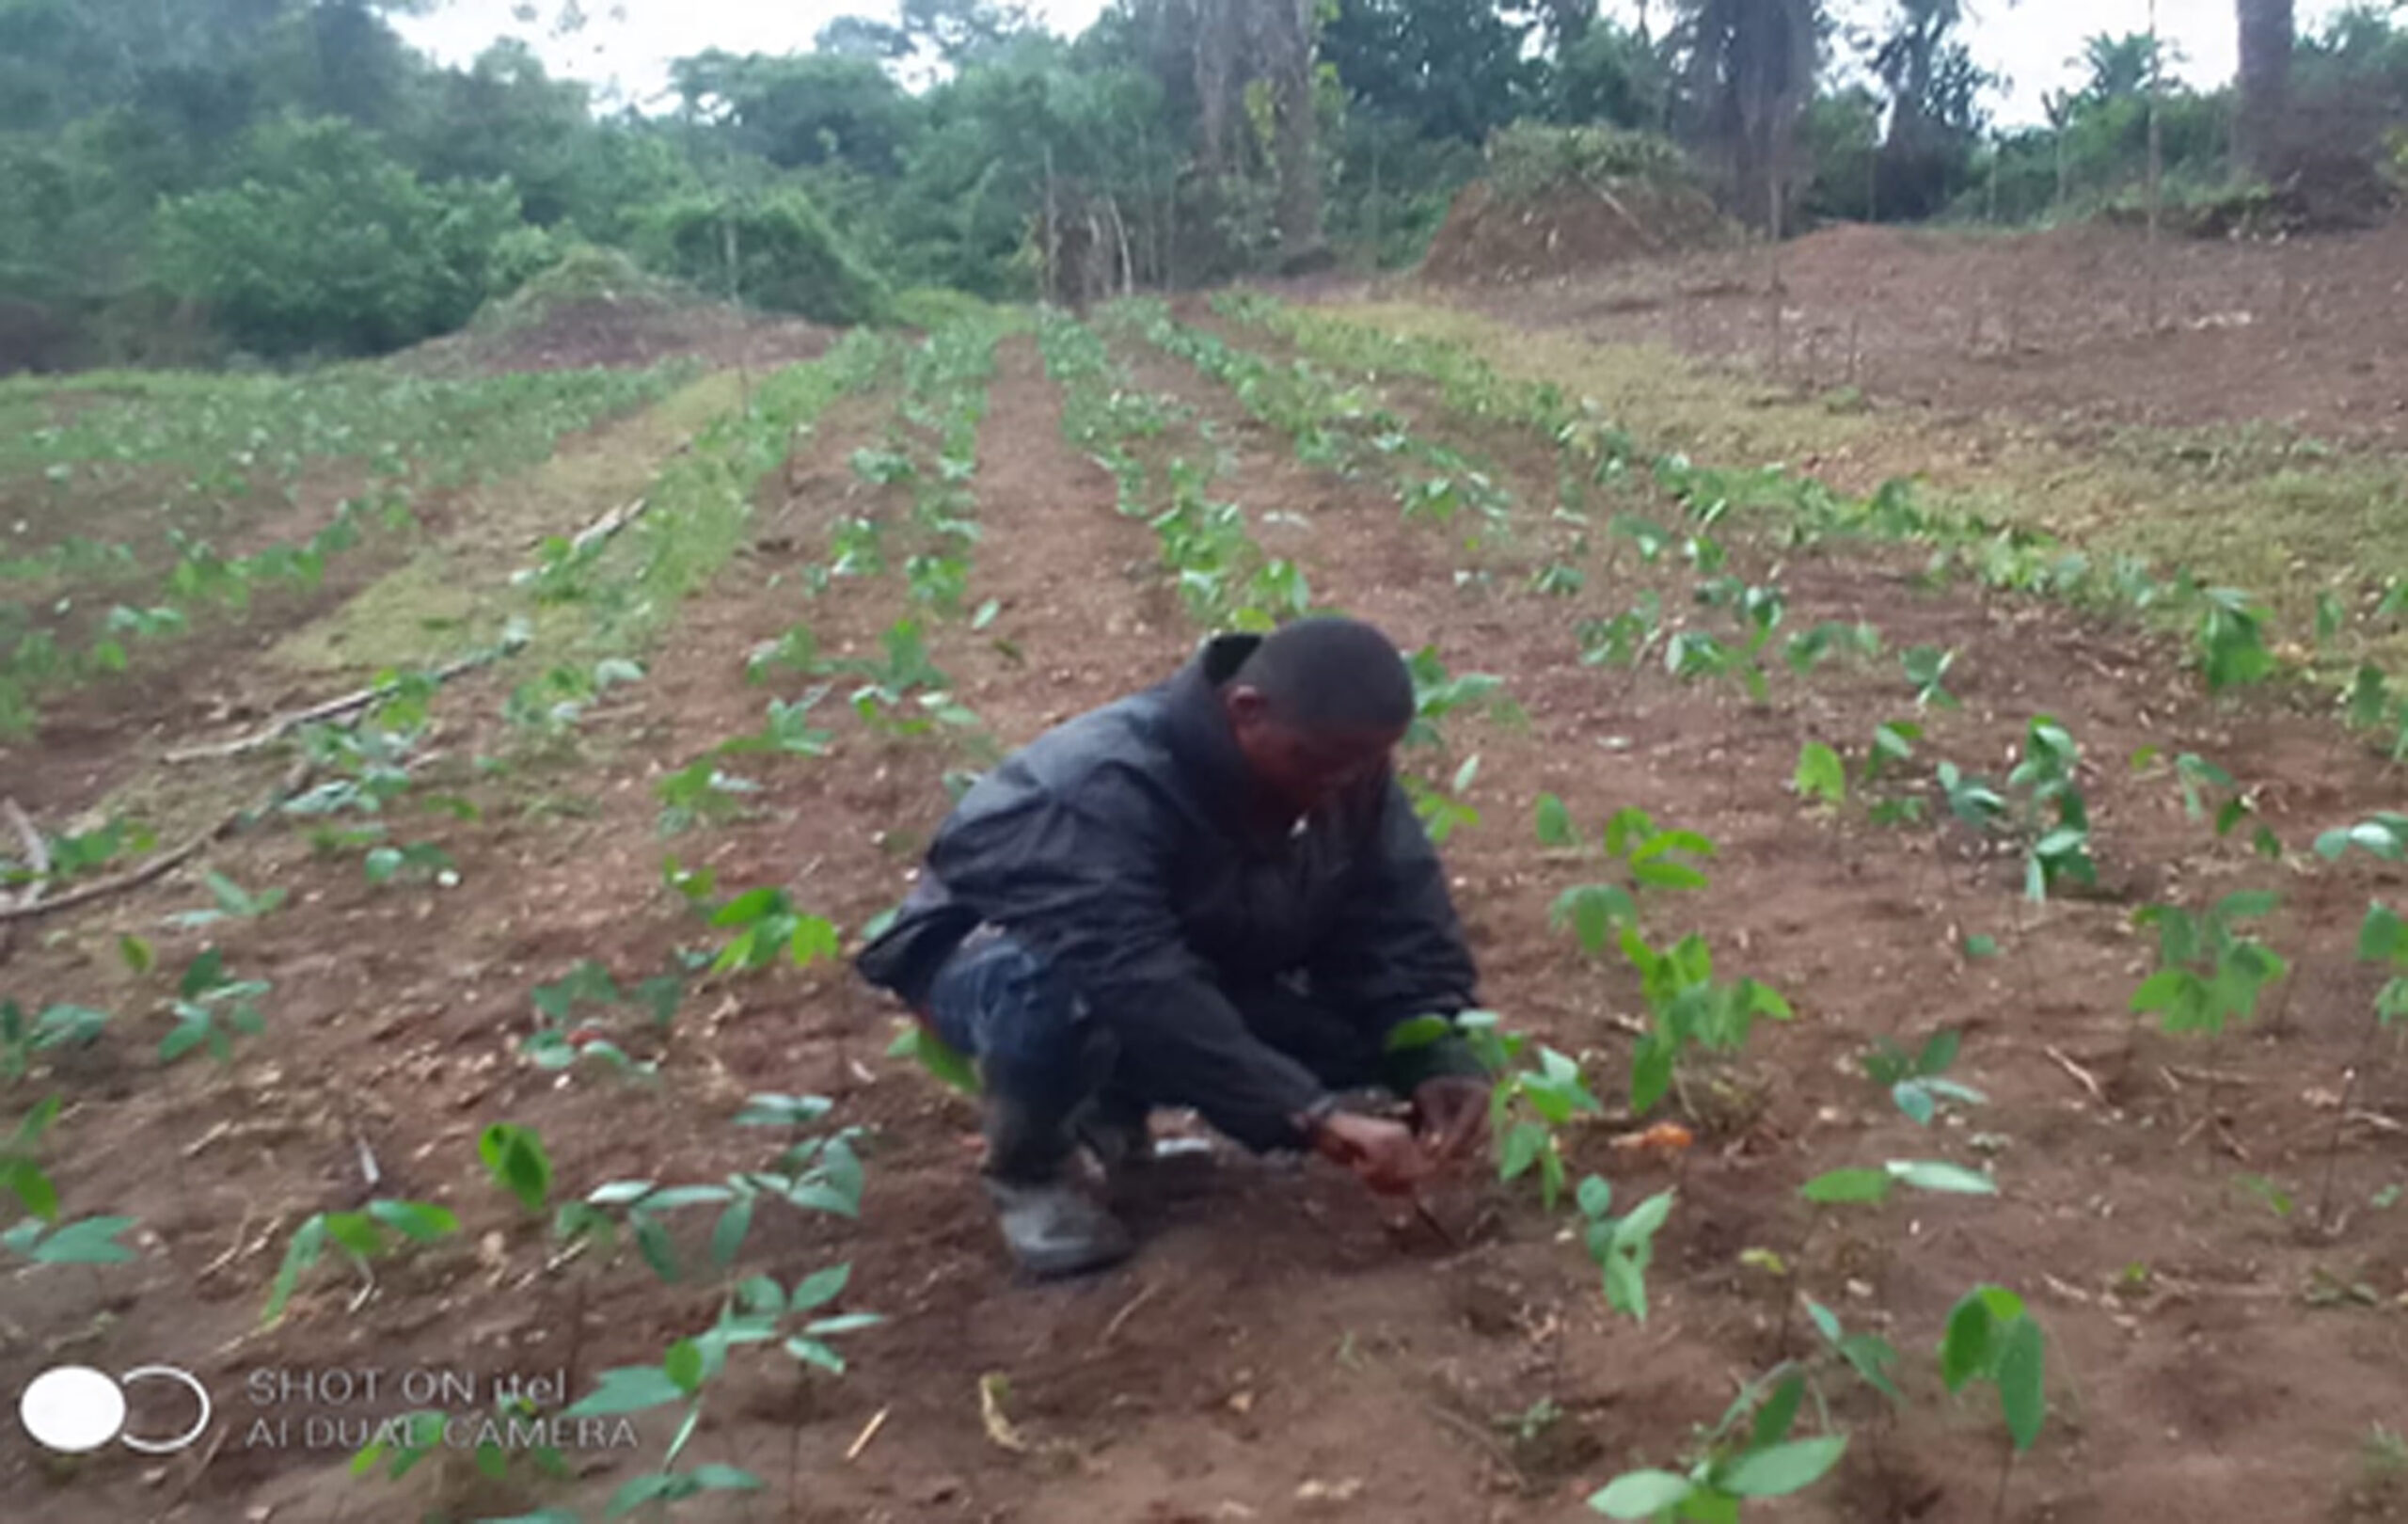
[1410, 1076, 1490, 1166]
[1307, 1111, 1432, 1196]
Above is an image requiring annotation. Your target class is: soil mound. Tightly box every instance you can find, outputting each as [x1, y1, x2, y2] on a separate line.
[398, 246, 833, 376]
[1420, 175, 1738, 286]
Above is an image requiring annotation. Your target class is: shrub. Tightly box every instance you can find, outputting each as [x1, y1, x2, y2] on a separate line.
[1485, 122, 1695, 203]
[636, 190, 891, 327]
[151, 118, 528, 358]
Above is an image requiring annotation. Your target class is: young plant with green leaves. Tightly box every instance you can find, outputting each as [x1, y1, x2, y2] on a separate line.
[261, 1199, 461, 1325]
[0, 1094, 137, 1265]
[2129, 891, 2288, 1036]
[1576, 1174, 1674, 1323]
[1386, 1009, 1601, 1211]
[1860, 1028, 1987, 1125]
[2007, 716, 2098, 899]
[160, 948, 269, 1066]
[0, 999, 109, 1083]
[1940, 1285, 2050, 1513]
[1537, 800, 1717, 957]
[1587, 1361, 1848, 1520]
[1620, 928, 1793, 1118]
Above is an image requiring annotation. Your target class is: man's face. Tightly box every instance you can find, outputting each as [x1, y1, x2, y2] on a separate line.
[1223, 687, 1402, 818]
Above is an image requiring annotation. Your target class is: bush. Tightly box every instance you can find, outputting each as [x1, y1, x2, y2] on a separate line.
[151, 117, 529, 358]
[1484, 122, 1694, 203]
[635, 189, 891, 326]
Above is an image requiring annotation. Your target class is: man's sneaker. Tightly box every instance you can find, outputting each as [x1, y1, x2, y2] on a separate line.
[982, 1177, 1135, 1278]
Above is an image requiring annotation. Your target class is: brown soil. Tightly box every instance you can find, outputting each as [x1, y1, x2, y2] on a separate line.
[1441, 216, 2408, 448]
[1421, 178, 1737, 288]
[3, 325, 2407, 1524]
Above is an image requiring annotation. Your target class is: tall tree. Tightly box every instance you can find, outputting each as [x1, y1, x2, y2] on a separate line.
[2235, 0, 2295, 172]
[1256, 0, 1327, 264]
[1672, 0, 1820, 230]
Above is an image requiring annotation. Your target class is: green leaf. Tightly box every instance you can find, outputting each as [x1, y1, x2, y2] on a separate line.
[1962, 934, 1998, 960]
[709, 1196, 755, 1269]
[1893, 1082, 1936, 1127]
[1384, 1014, 1456, 1053]
[664, 1339, 705, 1395]
[2360, 904, 2405, 964]
[784, 1336, 846, 1373]
[119, 935, 153, 975]
[1629, 1033, 1676, 1116]
[1800, 1168, 1891, 1204]
[1535, 793, 1576, 847]
[691, 1464, 766, 1492]
[366, 1200, 457, 1242]
[1499, 1120, 1546, 1182]
[1630, 860, 1708, 891]
[801, 1312, 885, 1337]
[2, 1158, 58, 1221]
[789, 1262, 851, 1311]
[567, 1364, 688, 1418]
[1576, 1175, 1613, 1220]
[1794, 742, 1846, 806]
[27, 1214, 137, 1265]
[2130, 968, 2191, 1013]
[262, 1215, 328, 1324]
[1916, 1028, 1962, 1076]
[1995, 1315, 2047, 1453]
[363, 848, 404, 884]
[1722, 1436, 1848, 1498]
[478, 1124, 553, 1214]
[1751, 1373, 1806, 1451]
[1887, 1160, 1996, 1195]
[179, 947, 227, 999]
[2211, 889, 2281, 923]
[1940, 1293, 1995, 1391]
[1590, 1470, 1695, 1518]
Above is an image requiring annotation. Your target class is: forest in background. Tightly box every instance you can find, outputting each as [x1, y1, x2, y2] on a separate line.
[3, 0, 2405, 370]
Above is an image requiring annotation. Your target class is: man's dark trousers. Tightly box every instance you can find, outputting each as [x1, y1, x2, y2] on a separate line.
[923, 926, 1387, 1182]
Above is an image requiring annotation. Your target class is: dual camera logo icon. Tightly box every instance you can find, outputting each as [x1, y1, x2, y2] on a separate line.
[18, 1364, 213, 1454]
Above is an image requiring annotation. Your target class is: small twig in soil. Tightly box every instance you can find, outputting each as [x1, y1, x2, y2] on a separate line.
[2043, 1045, 2108, 1105]
[198, 1205, 258, 1280]
[2164, 1066, 2257, 1087]
[1417, 1399, 1530, 1493]
[1100, 1281, 1160, 1346]
[352, 1129, 382, 1191]
[0, 757, 311, 924]
[845, 1405, 891, 1463]
[166, 644, 511, 763]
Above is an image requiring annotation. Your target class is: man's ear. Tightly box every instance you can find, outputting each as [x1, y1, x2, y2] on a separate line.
[1221, 684, 1269, 728]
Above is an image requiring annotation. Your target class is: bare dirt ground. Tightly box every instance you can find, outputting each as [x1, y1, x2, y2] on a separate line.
[1420, 218, 2408, 450]
[3, 305, 2407, 1524]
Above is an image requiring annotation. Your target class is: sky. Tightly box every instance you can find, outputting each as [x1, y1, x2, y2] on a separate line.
[396, 0, 2360, 129]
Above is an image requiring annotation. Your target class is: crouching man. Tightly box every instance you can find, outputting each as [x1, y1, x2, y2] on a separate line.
[854, 617, 1493, 1277]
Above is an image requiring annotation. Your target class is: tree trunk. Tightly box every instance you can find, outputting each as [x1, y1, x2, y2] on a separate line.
[1192, 0, 1236, 175]
[2235, 0, 2295, 176]
[1260, 0, 1327, 267]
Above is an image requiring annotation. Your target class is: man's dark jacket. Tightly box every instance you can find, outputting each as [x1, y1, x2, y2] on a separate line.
[853, 633, 1486, 1151]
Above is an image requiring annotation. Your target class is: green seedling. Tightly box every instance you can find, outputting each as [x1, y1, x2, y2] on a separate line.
[1860, 1029, 1986, 1125]
[2008, 716, 2097, 900]
[1576, 1175, 1674, 1323]
[1802, 1297, 1903, 1402]
[2130, 892, 2287, 1035]
[1387, 1008, 1599, 1210]
[655, 759, 763, 834]
[695, 887, 842, 978]
[1404, 646, 1518, 750]
[161, 949, 268, 1066]
[1782, 620, 1883, 676]
[349, 1390, 571, 1492]
[1577, 592, 1667, 670]
[164, 869, 287, 928]
[1793, 742, 1846, 808]
[1939, 1285, 2049, 1510]
[364, 842, 456, 887]
[1863, 720, 1923, 786]
[1539, 801, 1717, 956]
[1404, 754, 1484, 845]
[0, 1094, 135, 1264]
[262, 1199, 460, 1325]
[1621, 928, 1792, 1117]
[746, 624, 824, 684]
[1588, 1362, 1847, 1520]
[0, 1001, 109, 1083]
[1902, 646, 1960, 709]
[2355, 902, 2408, 1029]
[2196, 586, 2275, 691]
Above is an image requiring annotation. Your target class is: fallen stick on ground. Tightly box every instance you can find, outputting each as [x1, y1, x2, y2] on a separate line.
[3, 798, 49, 910]
[2044, 1044, 2108, 1104]
[845, 1406, 890, 1463]
[518, 495, 651, 568]
[166, 638, 522, 764]
[0, 757, 311, 925]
